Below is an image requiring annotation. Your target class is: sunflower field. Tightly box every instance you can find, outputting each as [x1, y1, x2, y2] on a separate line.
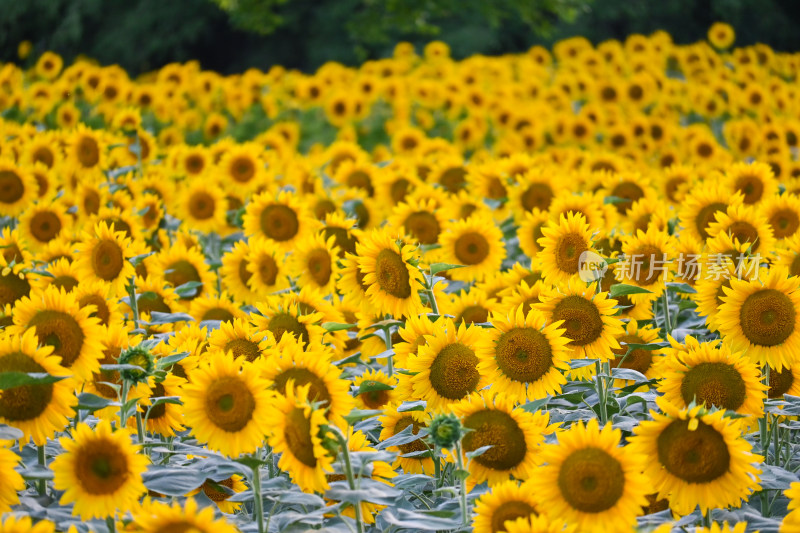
[2, 20, 800, 533]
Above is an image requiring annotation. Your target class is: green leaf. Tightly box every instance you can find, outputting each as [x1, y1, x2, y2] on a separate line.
[622, 342, 668, 351]
[465, 445, 493, 459]
[603, 195, 629, 204]
[429, 263, 466, 276]
[156, 351, 190, 369]
[355, 380, 393, 395]
[453, 468, 471, 481]
[609, 284, 652, 297]
[77, 392, 116, 411]
[666, 282, 697, 294]
[521, 397, 550, 412]
[397, 400, 427, 412]
[322, 322, 356, 332]
[0, 372, 67, 390]
[343, 408, 383, 425]
[174, 280, 203, 298]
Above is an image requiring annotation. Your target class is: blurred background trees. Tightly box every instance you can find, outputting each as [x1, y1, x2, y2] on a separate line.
[2, 0, 800, 75]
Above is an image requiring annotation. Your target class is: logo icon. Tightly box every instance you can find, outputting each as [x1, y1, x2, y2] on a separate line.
[578, 250, 608, 283]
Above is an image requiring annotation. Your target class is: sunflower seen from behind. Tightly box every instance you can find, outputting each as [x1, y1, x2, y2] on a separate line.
[531, 418, 649, 533]
[51, 419, 148, 520]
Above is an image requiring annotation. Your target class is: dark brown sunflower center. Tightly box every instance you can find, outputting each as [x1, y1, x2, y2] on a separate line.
[78, 294, 111, 326]
[148, 382, 167, 419]
[391, 179, 410, 204]
[611, 335, 652, 375]
[0, 271, 31, 307]
[28, 310, 86, 368]
[164, 260, 201, 299]
[642, 493, 670, 515]
[202, 308, 235, 322]
[284, 406, 317, 467]
[0, 170, 24, 204]
[726, 221, 760, 251]
[739, 288, 796, 347]
[521, 183, 554, 212]
[189, 192, 216, 220]
[735, 175, 764, 204]
[463, 409, 527, 471]
[694, 202, 727, 240]
[255, 254, 279, 286]
[260, 204, 299, 242]
[137, 291, 171, 315]
[76, 136, 100, 168]
[680, 362, 746, 411]
[359, 388, 391, 409]
[558, 447, 625, 513]
[75, 440, 129, 494]
[223, 338, 262, 362]
[93, 347, 122, 399]
[554, 233, 588, 275]
[30, 211, 62, 243]
[610, 182, 644, 214]
[768, 366, 794, 398]
[238, 259, 252, 285]
[769, 208, 800, 239]
[347, 170, 374, 196]
[375, 248, 412, 299]
[323, 227, 358, 257]
[0, 351, 54, 421]
[267, 312, 309, 344]
[92, 239, 124, 281]
[273, 368, 331, 406]
[454, 232, 490, 266]
[429, 342, 480, 400]
[403, 212, 440, 245]
[203, 477, 235, 502]
[487, 177, 507, 200]
[306, 249, 332, 287]
[552, 296, 604, 347]
[628, 245, 667, 286]
[657, 418, 730, 483]
[394, 416, 427, 455]
[185, 155, 205, 174]
[231, 157, 256, 183]
[204, 376, 256, 432]
[439, 167, 466, 193]
[490, 501, 537, 533]
[495, 327, 554, 382]
[457, 305, 489, 324]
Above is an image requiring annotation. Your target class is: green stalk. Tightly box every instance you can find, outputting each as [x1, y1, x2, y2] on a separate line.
[426, 269, 440, 316]
[383, 324, 394, 377]
[594, 360, 609, 425]
[106, 517, 116, 533]
[37, 444, 46, 495]
[135, 410, 145, 445]
[119, 380, 130, 429]
[661, 283, 672, 335]
[252, 463, 265, 533]
[455, 441, 469, 526]
[332, 428, 365, 533]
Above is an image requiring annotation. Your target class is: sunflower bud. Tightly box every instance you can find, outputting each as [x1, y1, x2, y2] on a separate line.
[429, 413, 462, 450]
[118, 345, 155, 384]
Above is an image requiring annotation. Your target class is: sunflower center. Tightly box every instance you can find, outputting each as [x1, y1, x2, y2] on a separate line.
[323, 227, 358, 257]
[260, 204, 299, 242]
[238, 259, 253, 285]
[495, 327, 554, 383]
[658, 418, 730, 483]
[768, 366, 794, 398]
[231, 157, 256, 183]
[0, 351, 53, 421]
[490, 501, 537, 533]
[223, 338, 262, 362]
[610, 182, 644, 214]
[137, 291, 171, 315]
[185, 155, 205, 174]
[347, 170, 374, 196]
[739, 288, 796, 347]
[521, 183, 554, 212]
[52, 275, 79, 293]
[0, 170, 24, 204]
[148, 382, 167, 419]
[554, 233, 588, 274]
[92, 239, 124, 281]
[695, 202, 727, 240]
[727, 221, 760, 251]
[76, 136, 100, 168]
[552, 296, 603, 347]
[76, 440, 129, 494]
[267, 312, 309, 344]
[429, 342, 480, 400]
[769, 208, 800, 238]
[454, 232, 490, 265]
[30, 211, 62, 243]
[375, 248, 412, 299]
[400, 212, 439, 245]
[394, 416, 427, 454]
[487, 177, 507, 200]
[202, 308, 235, 322]
[204, 376, 256, 432]
[457, 305, 489, 324]
[28, 310, 86, 368]
[306, 249, 332, 286]
[611, 334, 652, 375]
[439, 167, 466, 193]
[164, 260, 202, 297]
[680, 362, 746, 411]
[735, 176, 764, 204]
[273, 368, 331, 406]
[0, 271, 31, 307]
[285, 406, 317, 467]
[629, 245, 666, 285]
[189, 192, 216, 220]
[391, 178, 410, 204]
[463, 409, 527, 471]
[203, 477, 235, 502]
[255, 254, 279, 286]
[558, 447, 625, 513]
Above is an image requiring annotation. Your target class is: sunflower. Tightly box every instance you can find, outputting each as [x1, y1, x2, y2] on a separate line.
[266, 381, 335, 493]
[67, 124, 107, 170]
[11, 285, 104, 382]
[73, 221, 141, 296]
[0, 228, 32, 265]
[783, 483, 800, 533]
[619, 228, 675, 296]
[189, 293, 246, 324]
[176, 179, 228, 234]
[706, 203, 775, 254]
[392, 312, 437, 369]
[678, 184, 744, 242]
[538, 213, 596, 285]
[187, 474, 248, 514]
[219, 241, 259, 305]
[388, 197, 446, 247]
[290, 233, 340, 294]
[152, 243, 214, 303]
[536, 279, 624, 361]
[207, 317, 273, 362]
[0, 257, 31, 308]
[52, 420, 148, 520]
[252, 298, 327, 347]
[517, 210, 551, 258]
[141, 374, 186, 437]
[659, 337, 767, 417]
[0, 515, 56, 533]
[84, 325, 144, 411]
[357, 229, 425, 318]
[243, 189, 318, 249]
[452, 390, 552, 486]
[761, 192, 800, 242]
[725, 161, 777, 206]
[502, 514, 576, 533]
[610, 320, 664, 384]
[708, 22, 735, 49]
[438, 214, 506, 283]
[128, 275, 180, 318]
[507, 169, 560, 220]
[17, 201, 70, 249]
[260, 334, 354, 424]
[473, 479, 541, 533]
[130, 497, 241, 533]
[218, 142, 266, 192]
[321, 211, 361, 258]
[183, 351, 273, 457]
[0, 446, 23, 513]
[408, 318, 488, 412]
[440, 288, 497, 326]
[378, 403, 434, 475]
[353, 369, 397, 410]
[477, 306, 571, 403]
[0, 159, 37, 217]
[717, 267, 800, 371]
[628, 397, 762, 516]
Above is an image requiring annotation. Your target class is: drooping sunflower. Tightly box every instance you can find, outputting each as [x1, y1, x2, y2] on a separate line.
[392, 312, 437, 369]
[0, 257, 31, 308]
[11, 285, 104, 382]
[74, 221, 141, 296]
[182, 351, 273, 457]
[536, 279, 624, 361]
[207, 317, 274, 362]
[130, 497, 240, 533]
[717, 266, 800, 371]
[472, 479, 541, 533]
[628, 397, 762, 516]
[534, 418, 649, 533]
[659, 336, 767, 417]
[176, 179, 228, 234]
[438, 214, 506, 283]
[477, 306, 571, 403]
[0, 159, 37, 217]
[378, 402, 435, 475]
[336, 252, 372, 311]
[538, 212, 596, 285]
[189, 474, 248, 514]
[52, 420, 148, 520]
[0, 329, 77, 445]
[266, 381, 335, 493]
[408, 318, 488, 412]
[357, 229, 426, 318]
[243, 190, 319, 250]
[452, 390, 553, 486]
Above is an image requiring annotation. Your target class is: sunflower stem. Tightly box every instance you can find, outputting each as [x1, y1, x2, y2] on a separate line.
[455, 440, 469, 526]
[251, 462, 265, 533]
[760, 366, 772, 464]
[135, 410, 145, 445]
[36, 444, 46, 496]
[426, 271, 440, 316]
[105, 516, 116, 533]
[119, 380, 130, 429]
[382, 324, 394, 377]
[433, 444, 442, 489]
[661, 284, 672, 335]
[127, 275, 140, 333]
[332, 427, 365, 533]
[594, 360, 609, 425]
